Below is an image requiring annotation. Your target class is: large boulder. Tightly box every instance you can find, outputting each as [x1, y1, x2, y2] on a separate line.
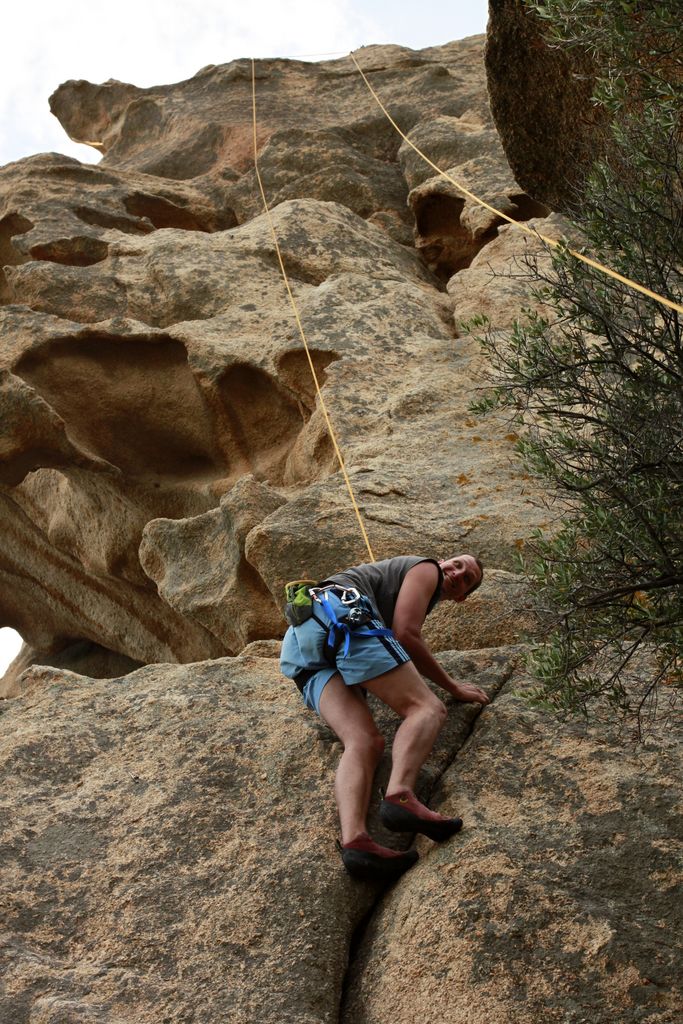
[485, 0, 609, 210]
[0, 648, 513, 1024]
[342, 676, 683, 1023]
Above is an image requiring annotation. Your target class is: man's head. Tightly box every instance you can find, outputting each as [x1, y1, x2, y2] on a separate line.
[438, 554, 483, 602]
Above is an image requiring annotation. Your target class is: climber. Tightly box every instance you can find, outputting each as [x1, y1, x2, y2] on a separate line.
[280, 554, 489, 882]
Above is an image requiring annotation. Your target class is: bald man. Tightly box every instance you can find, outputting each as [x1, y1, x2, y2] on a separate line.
[280, 554, 488, 881]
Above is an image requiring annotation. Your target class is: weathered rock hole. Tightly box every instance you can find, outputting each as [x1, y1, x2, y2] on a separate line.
[29, 237, 110, 267]
[0, 626, 23, 675]
[414, 193, 477, 280]
[507, 192, 551, 220]
[0, 440, 80, 488]
[416, 193, 466, 239]
[35, 638, 144, 679]
[216, 364, 310, 484]
[211, 353, 341, 486]
[414, 191, 550, 281]
[276, 348, 340, 411]
[73, 204, 154, 235]
[0, 212, 34, 267]
[14, 334, 227, 482]
[123, 193, 236, 232]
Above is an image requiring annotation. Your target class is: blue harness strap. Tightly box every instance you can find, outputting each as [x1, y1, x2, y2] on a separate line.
[315, 592, 393, 661]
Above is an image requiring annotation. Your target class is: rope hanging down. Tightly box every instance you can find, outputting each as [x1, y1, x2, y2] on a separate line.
[349, 53, 683, 317]
[250, 59, 376, 563]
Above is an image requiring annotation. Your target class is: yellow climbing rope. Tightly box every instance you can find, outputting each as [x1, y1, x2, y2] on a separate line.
[349, 52, 683, 317]
[250, 48, 680, 561]
[250, 58, 375, 562]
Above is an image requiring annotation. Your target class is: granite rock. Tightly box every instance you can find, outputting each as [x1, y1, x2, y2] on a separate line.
[342, 674, 683, 1024]
[0, 648, 513, 1024]
[1, 51, 553, 670]
[1, 30, 680, 1024]
[485, 0, 609, 211]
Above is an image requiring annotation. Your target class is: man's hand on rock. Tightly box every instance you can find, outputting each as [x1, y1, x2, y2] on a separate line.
[451, 681, 489, 704]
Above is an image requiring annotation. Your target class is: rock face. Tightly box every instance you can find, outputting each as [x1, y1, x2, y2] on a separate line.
[342, 678, 683, 1024]
[485, 0, 610, 210]
[1, 37, 552, 691]
[3, 654, 680, 1024]
[1, 31, 680, 1024]
[0, 649, 514, 1024]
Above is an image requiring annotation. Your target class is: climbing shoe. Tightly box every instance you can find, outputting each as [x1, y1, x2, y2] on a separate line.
[340, 832, 418, 883]
[379, 789, 463, 842]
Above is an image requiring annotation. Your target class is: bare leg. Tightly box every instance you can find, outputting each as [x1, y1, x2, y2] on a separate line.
[364, 661, 447, 796]
[364, 662, 462, 840]
[318, 674, 385, 844]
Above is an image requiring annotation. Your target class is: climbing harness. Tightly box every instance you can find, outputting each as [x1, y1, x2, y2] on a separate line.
[309, 585, 394, 665]
[349, 52, 683, 317]
[284, 578, 394, 667]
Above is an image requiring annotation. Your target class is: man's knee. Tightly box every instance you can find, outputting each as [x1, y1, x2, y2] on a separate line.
[434, 698, 448, 724]
[410, 694, 447, 728]
[346, 730, 385, 761]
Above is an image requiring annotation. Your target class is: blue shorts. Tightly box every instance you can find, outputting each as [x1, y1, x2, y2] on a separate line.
[280, 591, 410, 716]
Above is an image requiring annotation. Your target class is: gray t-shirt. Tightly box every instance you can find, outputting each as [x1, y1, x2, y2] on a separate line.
[323, 555, 443, 627]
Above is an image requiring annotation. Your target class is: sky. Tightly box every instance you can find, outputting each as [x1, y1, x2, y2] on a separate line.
[0, 0, 489, 674]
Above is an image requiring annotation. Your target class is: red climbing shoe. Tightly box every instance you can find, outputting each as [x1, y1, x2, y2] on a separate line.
[379, 789, 463, 842]
[340, 832, 418, 882]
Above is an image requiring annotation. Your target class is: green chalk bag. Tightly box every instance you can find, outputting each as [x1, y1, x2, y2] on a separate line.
[284, 579, 317, 626]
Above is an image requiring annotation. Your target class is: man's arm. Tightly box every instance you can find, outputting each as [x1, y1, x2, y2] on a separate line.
[391, 562, 489, 704]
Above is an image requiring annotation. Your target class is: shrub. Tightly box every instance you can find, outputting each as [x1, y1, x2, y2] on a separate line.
[474, 0, 683, 722]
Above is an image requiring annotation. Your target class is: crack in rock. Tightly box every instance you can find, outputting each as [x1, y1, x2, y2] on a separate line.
[338, 649, 519, 1020]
